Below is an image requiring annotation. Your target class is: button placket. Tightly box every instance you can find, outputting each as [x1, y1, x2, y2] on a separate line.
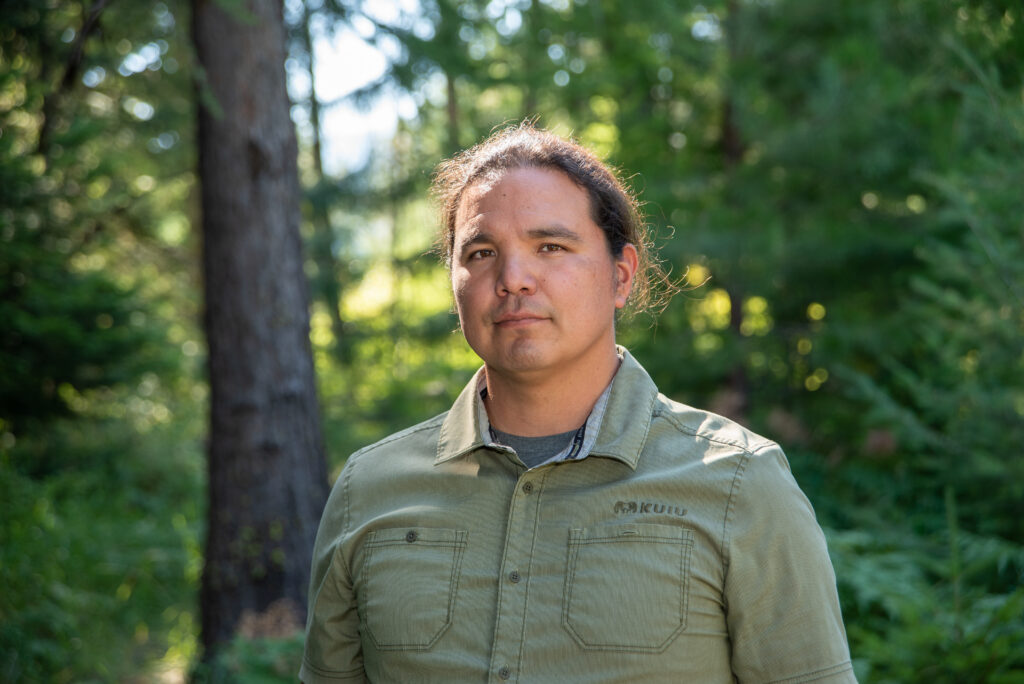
[488, 473, 542, 682]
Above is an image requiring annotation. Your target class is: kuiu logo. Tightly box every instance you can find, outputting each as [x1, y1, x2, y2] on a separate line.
[613, 501, 687, 517]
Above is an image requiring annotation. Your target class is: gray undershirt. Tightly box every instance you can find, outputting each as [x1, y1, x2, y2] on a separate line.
[490, 427, 579, 469]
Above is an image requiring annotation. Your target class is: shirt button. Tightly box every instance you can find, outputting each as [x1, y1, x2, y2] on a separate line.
[498, 666, 511, 679]
[405, 530, 418, 543]
[521, 482, 534, 494]
[509, 570, 521, 583]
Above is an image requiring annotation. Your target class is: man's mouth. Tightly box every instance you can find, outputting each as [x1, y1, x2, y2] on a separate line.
[493, 312, 547, 327]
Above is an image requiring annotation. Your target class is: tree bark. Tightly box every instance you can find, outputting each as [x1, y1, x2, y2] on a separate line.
[192, 0, 328, 655]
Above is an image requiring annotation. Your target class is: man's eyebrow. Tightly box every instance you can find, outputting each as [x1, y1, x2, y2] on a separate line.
[526, 226, 583, 242]
[457, 230, 493, 253]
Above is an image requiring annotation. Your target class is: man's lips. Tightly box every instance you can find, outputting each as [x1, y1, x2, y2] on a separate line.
[492, 312, 547, 327]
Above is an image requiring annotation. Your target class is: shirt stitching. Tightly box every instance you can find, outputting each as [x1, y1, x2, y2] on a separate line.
[653, 404, 776, 455]
[630, 388, 658, 464]
[751, 440, 784, 459]
[720, 448, 752, 596]
[490, 467, 532, 679]
[341, 455, 354, 540]
[332, 539, 352, 596]
[514, 469, 550, 679]
[301, 656, 366, 679]
[765, 659, 854, 683]
[648, 407, 777, 585]
[589, 384, 657, 467]
[348, 413, 448, 462]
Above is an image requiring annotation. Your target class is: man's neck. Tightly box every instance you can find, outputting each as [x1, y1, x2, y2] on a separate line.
[482, 346, 621, 437]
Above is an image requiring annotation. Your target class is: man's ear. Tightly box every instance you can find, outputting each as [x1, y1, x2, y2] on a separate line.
[614, 243, 639, 309]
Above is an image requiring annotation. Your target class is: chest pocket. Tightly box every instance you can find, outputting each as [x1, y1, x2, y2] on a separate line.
[357, 527, 467, 650]
[563, 523, 693, 653]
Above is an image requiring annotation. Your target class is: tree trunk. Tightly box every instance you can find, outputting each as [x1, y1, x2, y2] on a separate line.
[192, 0, 329, 656]
[446, 70, 460, 153]
[300, 4, 349, 362]
[721, 0, 750, 421]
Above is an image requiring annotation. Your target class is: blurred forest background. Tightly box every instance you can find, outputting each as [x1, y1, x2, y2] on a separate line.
[2, 0, 1023, 681]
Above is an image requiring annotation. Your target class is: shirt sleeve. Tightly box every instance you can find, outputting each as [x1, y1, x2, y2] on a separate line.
[300, 458, 366, 684]
[724, 443, 857, 684]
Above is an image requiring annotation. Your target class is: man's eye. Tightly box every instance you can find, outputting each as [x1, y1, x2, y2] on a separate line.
[469, 248, 495, 260]
[539, 244, 564, 253]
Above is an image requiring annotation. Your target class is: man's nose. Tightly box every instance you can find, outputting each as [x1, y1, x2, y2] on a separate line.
[495, 252, 537, 296]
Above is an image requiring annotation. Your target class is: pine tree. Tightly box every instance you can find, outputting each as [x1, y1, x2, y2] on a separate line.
[192, 0, 328, 656]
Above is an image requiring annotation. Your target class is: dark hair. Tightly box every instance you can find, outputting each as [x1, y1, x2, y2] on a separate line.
[432, 122, 673, 316]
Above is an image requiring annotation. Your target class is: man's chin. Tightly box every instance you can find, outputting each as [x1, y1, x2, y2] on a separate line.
[483, 344, 556, 377]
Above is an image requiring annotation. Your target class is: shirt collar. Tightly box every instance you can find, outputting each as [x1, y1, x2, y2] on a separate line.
[436, 347, 659, 470]
[586, 347, 659, 469]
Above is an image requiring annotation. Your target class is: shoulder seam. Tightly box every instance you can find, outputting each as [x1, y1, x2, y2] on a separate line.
[652, 402, 777, 456]
[339, 412, 447, 534]
[751, 441, 779, 456]
[352, 412, 446, 456]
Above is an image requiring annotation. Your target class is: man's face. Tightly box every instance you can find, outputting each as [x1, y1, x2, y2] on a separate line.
[451, 166, 637, 380]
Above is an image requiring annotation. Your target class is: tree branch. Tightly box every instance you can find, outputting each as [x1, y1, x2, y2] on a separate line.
[37, 0, 112, 159]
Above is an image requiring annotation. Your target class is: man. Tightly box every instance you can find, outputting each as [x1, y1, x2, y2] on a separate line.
[301, 125, 856, 683]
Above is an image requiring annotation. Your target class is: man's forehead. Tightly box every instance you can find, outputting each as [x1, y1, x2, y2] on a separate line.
[454, 167, 587, 229]
[452, 205, 489, 247]
[454, 176, 505, 228]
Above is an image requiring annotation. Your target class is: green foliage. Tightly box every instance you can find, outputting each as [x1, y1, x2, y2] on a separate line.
[1, 1, 204, 680]
[0, 410, 203, 682]
[821, 38, 1024, 678]
[193, 632, 305, 684]
[0, 0, 193, 434]
[830, 528, 1024, 683]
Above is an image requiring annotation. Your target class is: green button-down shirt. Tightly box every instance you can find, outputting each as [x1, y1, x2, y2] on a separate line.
[301, 350, 856, 683]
